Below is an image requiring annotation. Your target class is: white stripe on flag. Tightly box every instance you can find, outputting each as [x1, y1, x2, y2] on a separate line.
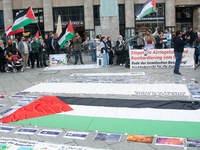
[58, 31, 70, 45]
[60, 105, 200, 122]
[13, 15, 27, 26]
[137, 2, 153, 19]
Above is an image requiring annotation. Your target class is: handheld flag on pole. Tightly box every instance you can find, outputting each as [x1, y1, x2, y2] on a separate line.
[6, 24, 24, 37]
[58, 21, 75, 48]
[12, 7, 36, 32]
[35, 31, 39, 43]
[135, 0, 156, 20]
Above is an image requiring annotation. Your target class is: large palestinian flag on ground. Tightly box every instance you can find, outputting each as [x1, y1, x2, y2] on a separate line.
[58, 21, 75, 48]
[1, 96, 200, 139]
[135, 0, 156, 20]
[12, 7, 36, 32]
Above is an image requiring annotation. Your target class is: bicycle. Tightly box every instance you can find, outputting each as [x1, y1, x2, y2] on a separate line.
[66, 46, 75, 64]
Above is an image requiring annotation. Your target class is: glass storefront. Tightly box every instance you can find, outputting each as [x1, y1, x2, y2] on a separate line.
[135, 3, 165, 34]
[0, 11, 4, 40]
[176, 7, 193, 33]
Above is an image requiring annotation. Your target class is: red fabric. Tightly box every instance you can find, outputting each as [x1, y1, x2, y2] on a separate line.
[35, 31, 39, 39]
[67, 21, 75, 33]
[151, 0, 156, 10]
[0, 96, 73, 123]
[147, 41, 153, 44]
[6, 24, 24, 37]
[26, 7, 36, 20]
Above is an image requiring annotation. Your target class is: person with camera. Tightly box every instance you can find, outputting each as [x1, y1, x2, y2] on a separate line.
[173, 31, 190, 75]
[73, 33, 84, 65]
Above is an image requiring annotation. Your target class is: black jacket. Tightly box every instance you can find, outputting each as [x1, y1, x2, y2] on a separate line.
[155, 36, 167, 49]
[173, 36, 189, 53]
[186, 31, 195, 44]
[0, 45, 5, 59]
[6, 44, 17, 55]
[53, 38, 60, 50]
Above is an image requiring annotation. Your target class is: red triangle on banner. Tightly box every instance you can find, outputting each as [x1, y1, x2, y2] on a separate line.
[67, 21, 75, 33]
[35, 31, 39, 39]
[26, 7, 36, 20]
[0, 96, 73, 123]
[151, 0, 156, 10]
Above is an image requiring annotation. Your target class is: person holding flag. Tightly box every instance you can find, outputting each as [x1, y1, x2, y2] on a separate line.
[31, 38, 40, 69]
[18, 37, 30, 69]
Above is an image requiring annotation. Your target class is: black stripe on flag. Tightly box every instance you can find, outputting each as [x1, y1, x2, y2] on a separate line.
[57, 22, 69, 41]
[14, 7, 29, 21]
[57, 96, 200, 110]
[135, 0, 152, 18]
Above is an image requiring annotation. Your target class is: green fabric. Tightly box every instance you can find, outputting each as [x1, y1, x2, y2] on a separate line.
[60, 32, 75, 48]
[12, 19, 35, 32]
[138, 7, 154, 20]
[12, 114, 200, 139]
[31, 42, 40, 53]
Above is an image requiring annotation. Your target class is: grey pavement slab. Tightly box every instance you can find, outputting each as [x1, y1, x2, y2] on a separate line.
[0, 55, 199, 149]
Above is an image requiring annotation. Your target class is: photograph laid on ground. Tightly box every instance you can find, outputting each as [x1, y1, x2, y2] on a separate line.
[15, 128, 39, 135]
[0, 126, 15, 133]
[126, 135, 154, 144]
[94, 133, 122, 142]
[187, 138, 200, 148]
[63, 131, 89, 140]
[37, 129, 62, 137]
[155, 137, 184, 147]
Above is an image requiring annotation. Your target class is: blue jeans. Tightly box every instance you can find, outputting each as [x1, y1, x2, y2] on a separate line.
[174, 52, 183, 74]
[185, 43, 194, 48]
[75, 51, 83, 64]
[102, 53, 109, 67]
[91, 48, 97, 62]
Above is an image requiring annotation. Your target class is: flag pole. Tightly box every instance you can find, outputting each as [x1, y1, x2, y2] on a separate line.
[37, 22, 42, 39]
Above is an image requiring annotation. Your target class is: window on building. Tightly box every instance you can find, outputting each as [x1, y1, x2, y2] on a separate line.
[54, 7, 84, 22]
[176, 7, 192, 19]
[94, 6, 100, 21]
[119, 4, 125, 20]
[13, 8, 44, 24]
[0, 11, 4, 26]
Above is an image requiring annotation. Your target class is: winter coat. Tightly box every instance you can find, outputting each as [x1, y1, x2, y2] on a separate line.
[6, 44, 17, 55]
[31, 42, 40, 53]
[18, 41, 30, 55]
[73, 37, 82, 51]
[194, 38, 200, 55]
[186, 31, 195, 44]
[0, 45, 5, 59]
[173, 36, 189, 53]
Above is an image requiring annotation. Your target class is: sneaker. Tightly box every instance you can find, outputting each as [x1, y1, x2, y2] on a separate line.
[74, 63, 77, 65]
[174, 72, 182, 75]
[81, 62, 84, 65]
[26, 66, 30, 69]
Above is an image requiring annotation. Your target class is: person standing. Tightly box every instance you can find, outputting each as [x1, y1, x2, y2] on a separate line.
[100, 37, 109, 67]
[156, 31, 167, 49]
[18, 37, 30, 68]
[73, 33, 84, 65]
[49, 34, 54, 54]
[31, 38, 40, 69]
[39, 39, 48, 67]
[144, 30, 156, 44]
[13, 38, 19, 51]
[0, 40, 6, 72]
[27, 38, 32, 67]
[52, 33, 60, 54]
[173, 31, 190, 75]
[44, 34, 50, 57]
[164, 29, 171, 48]
[194, 34, 200, 67]
[171, 32, 176, 48]
[90, 35, 97, 62]
[106, 37, 114, 65]
[137, 33, 145, 49]
[6, 40, 17, 55]
[186, 27, 195, 48]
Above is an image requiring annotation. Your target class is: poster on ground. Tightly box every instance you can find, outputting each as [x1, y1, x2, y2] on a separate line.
[63, 131, 89, 140]
[155, 137, 184, 147]
[187, 138, 200, 148]
[126, 135, 154, 144]
[15, 128, 39, 135]
[49, 54, 67, 66]
[0, 126, 15, 133]
[37, 129, 62, 137]
[129, 48, 195, 69]
[94, 132, 121, 142]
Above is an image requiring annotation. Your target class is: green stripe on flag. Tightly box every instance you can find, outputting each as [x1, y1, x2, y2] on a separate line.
[12, 19, 35, 31]
[12, 114, 200, 139]
[60, 32, 75, 48]
[138, 7, 154, 20]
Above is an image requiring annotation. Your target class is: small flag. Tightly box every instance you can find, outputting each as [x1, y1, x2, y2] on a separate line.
[135, 0, 156, 20]
[12, 7, 36, 32]
[58, 21, 75, 49]
[6, 24, 24, 37]
[35, 31, 39, 43]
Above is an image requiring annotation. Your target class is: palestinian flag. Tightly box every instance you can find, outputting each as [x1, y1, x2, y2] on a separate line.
[1, 96, 200, 139]
[5, 24, 24, 37]
[35, 31, 39, 43]
[58, 21, 75, 48]
[161, 39, 167, 44]
[135, 0, 156, 20]
[12, 7, 36, 32]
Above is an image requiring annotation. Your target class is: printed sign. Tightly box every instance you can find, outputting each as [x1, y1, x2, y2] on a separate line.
[129, 48, 195, 69]
[63, 131, 89, 140]
[49, 54, 67, 66]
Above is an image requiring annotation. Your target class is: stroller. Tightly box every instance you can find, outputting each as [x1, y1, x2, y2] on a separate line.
[7, 55, 24, 73]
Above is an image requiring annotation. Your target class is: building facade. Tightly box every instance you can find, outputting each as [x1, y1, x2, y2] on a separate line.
[0, 0, 200, 40]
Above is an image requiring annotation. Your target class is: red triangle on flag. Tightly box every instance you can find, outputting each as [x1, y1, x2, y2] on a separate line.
[0, 96, 73, 123]
[26, 7, 36, 20]
[35, 31, 39, 39]
[67, 21, 74, 33]
[151, 0, 156, 10]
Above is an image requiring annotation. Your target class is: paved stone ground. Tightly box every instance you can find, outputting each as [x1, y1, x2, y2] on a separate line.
[0, 54, 199, 150]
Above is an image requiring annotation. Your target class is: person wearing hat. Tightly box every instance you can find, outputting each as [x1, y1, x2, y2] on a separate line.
[6, 40, 17, 55]
[186, 27, 195, 48]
